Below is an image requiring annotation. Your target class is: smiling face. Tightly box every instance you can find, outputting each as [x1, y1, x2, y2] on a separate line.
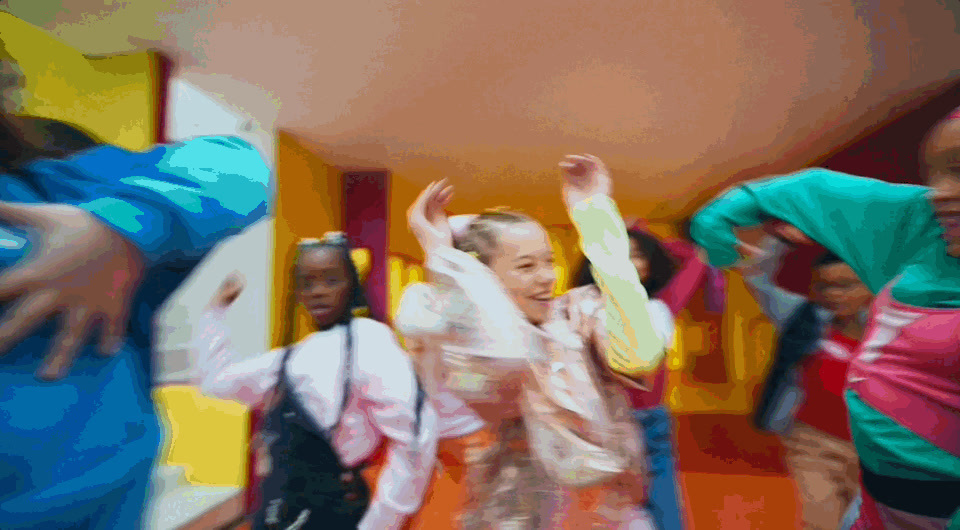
[924, 116, 960, 257]
[295, 246, 354, 329]
[486, 221, 557, 325]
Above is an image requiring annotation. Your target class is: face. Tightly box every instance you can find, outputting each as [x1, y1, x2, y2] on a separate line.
[488, 221, 557, 325]
[810, 262, 871, 318]
[628, 238, 650, 283]
[295, 247, 353, 329]
[923, 118, 960, 257]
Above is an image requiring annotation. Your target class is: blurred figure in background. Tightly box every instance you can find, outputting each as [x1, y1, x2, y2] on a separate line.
[689, 106, 960, 529]
[740, 222, 870, 530]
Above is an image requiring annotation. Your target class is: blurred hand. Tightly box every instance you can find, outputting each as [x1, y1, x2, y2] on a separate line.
[765, 220, 814, 246]
[733, 241, 767, 276]
[0, 202, 145, 380]
[559, 154, 612, 209]
[407, 179, 455, 253]
[211, 272, 245, 311]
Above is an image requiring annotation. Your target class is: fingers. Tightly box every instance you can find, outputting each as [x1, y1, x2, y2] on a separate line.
[214, 273, 246, 308]
[736, 242, 764, 259]
[38, 307, 95, 381]
[559, 155, 589, 176]
[0, 266, 29, 302]
[0, 289, 58, 354]
[435, 181, 454, 208]
[408, 181, 438, 221]
[99, 301, 130, 357]
[0, 201, 50, 229]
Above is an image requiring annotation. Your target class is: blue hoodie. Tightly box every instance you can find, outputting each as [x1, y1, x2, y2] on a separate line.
[0, 135, 270, 529]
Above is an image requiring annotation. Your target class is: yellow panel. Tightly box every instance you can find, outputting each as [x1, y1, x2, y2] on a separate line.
[272, 131, 343, 347]
[154, 386, 249, 487]
[0, 13, 158, 150]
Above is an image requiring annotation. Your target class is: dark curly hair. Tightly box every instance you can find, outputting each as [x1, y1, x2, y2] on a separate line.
[573, 228, 677, 297]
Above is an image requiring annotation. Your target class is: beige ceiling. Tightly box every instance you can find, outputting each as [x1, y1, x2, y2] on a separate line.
[5, 0, 960, 222]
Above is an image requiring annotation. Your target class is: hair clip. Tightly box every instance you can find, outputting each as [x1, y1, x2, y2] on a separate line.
[297, 237, 322, 247]
[321, 231, 349, 246]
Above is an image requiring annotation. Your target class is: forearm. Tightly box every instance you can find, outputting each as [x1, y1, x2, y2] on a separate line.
[568, 195, 664, 375]
[192, 309, 279, 405]
[743, 237, 807, 328]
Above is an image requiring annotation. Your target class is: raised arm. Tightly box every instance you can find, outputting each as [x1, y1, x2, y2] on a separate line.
[560, 155, 665, 376]
[354, 320, 438, 530]
[689, 169, 932, 294]
[191, 275, 282, 405]
[656, 239, 709, 316]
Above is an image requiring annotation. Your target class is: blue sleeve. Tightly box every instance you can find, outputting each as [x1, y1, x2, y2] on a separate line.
[690, 169, 932, 294]
[45, 136, 270, 269]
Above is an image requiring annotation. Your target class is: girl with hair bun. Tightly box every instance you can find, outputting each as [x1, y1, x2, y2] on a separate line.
[192, 233, 437, 530]
[398, 155, 668, 528]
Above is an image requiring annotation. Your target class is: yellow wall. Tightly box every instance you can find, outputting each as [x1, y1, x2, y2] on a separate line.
[0, 12, 159, 150]
[271, 130, 344, 347]
[153, 386, 250, 486]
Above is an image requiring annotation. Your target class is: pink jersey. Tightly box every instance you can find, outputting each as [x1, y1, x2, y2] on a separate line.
[845, 283, 960, 457]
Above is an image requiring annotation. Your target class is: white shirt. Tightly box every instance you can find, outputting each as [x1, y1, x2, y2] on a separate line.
[191, 312, 438, 530]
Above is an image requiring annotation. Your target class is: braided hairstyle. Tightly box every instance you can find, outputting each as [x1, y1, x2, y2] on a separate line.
[284, 233, 368, 343]
[453, 207, 539, 265]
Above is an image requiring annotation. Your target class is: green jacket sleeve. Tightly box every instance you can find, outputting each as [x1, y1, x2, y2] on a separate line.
[689, 169, 932, 294]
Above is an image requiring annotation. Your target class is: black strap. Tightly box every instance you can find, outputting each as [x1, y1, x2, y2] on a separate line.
[861, 464, 960, 518]
[413, 375, 426, 437]
[277, 321, 355, 439]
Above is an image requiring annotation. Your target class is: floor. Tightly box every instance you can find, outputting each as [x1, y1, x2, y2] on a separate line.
[407, 413, 801, 529]
[233, 413, 803, 529]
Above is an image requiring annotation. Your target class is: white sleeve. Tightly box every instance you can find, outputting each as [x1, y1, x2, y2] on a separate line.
[393, 282, 448, 339]
[743, 236, 808, 330]
[648, 299, 677, 347]
[191, 309, 283, 405]
[355, 320, 439, 530]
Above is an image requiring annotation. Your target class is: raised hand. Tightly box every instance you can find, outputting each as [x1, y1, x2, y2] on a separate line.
[407, 179, 455, 253]
[211, 272, 245, 311]
[558, 154, 612, 209]
[0, 202, 145, 380]
[765, 220, 814, 246]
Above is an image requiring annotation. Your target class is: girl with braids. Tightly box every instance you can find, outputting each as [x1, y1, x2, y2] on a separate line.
[689, 106, 960, 529]
[398, 154, 666, 529]
[192, 233, 437, 530]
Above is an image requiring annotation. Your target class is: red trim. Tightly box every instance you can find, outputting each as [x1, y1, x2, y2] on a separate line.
[153, 51, 174, 144]
[244, 406, 264, 515]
